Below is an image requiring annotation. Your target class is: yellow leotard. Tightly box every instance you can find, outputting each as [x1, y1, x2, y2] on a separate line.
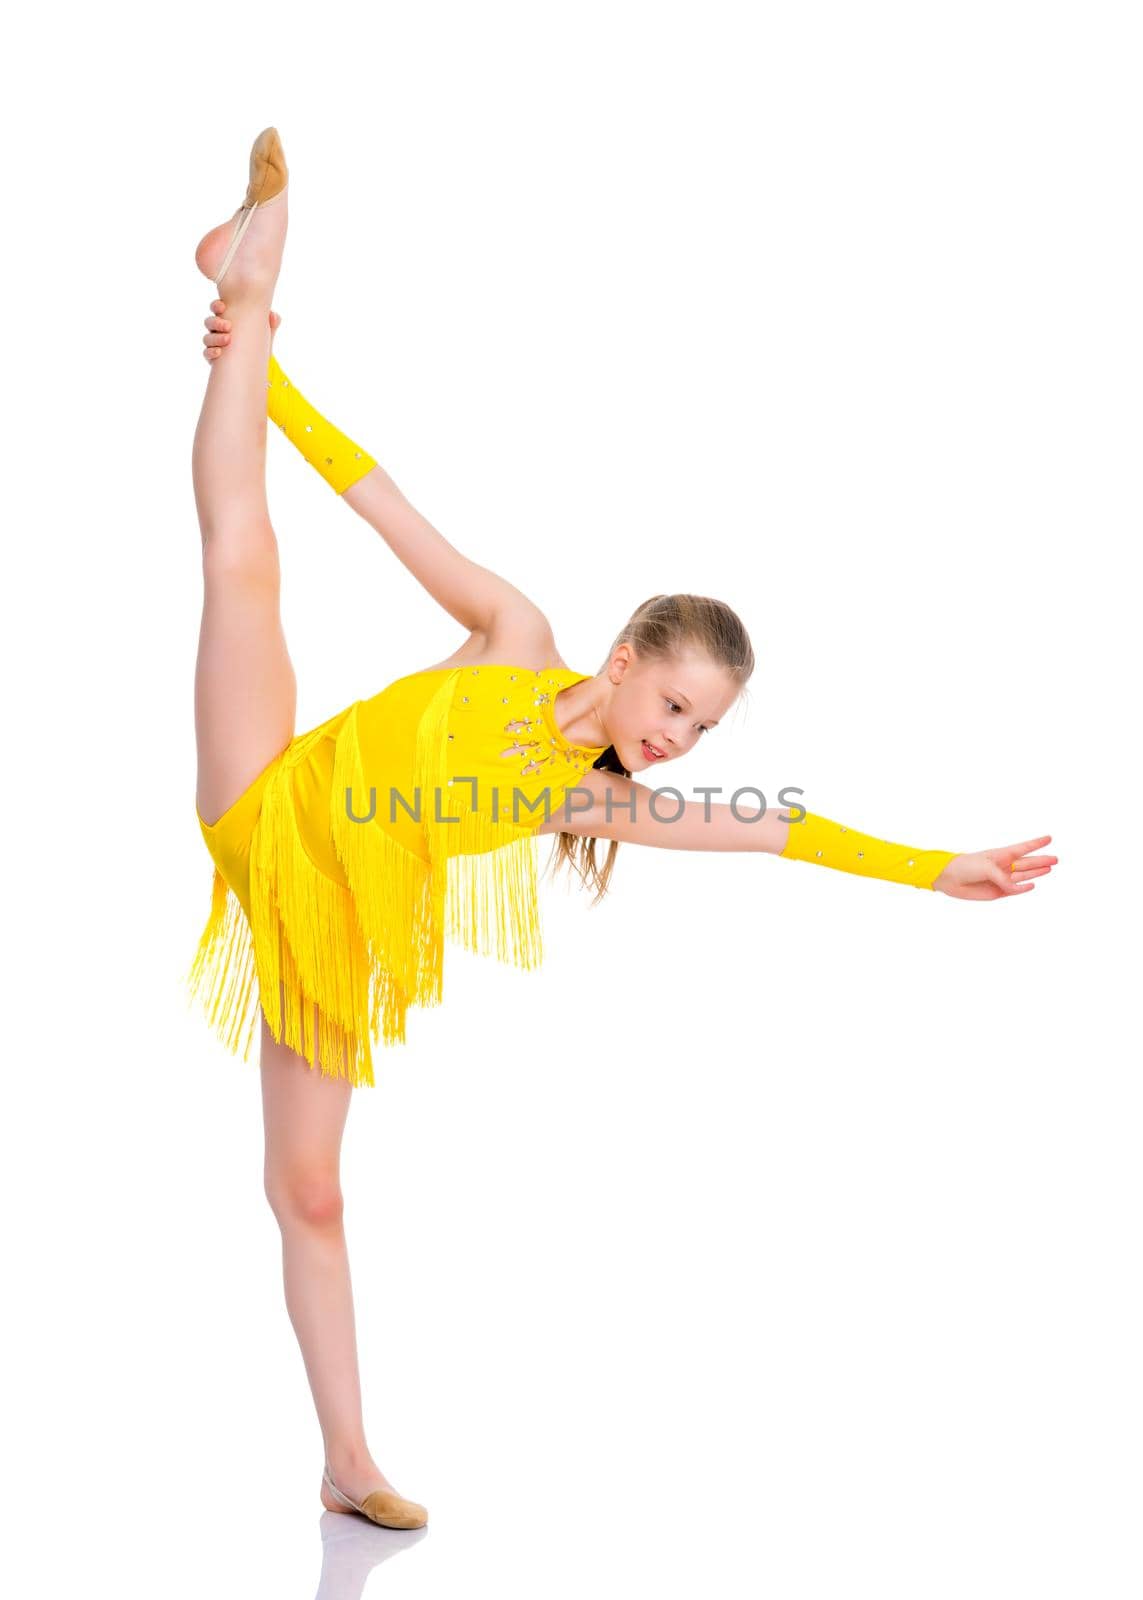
[189, 665, 607, 1088]
[189, 355, 958, 1088]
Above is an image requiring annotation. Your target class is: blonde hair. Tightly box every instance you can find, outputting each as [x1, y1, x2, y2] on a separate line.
[548, 594, 755, 906]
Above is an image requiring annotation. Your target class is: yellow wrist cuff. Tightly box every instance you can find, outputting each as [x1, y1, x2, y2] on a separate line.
[266, 354, 378, 495]
[780, 809, 956, 890]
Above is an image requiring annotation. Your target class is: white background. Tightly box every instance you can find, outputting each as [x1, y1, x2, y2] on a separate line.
[2, 2, 1138, 1595]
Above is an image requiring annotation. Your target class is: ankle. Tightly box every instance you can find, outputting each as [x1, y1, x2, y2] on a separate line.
[223, 287, 277, 316]
[325, 1442, 373, 1476]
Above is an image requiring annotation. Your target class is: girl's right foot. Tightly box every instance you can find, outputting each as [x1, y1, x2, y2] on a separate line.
[319, 1456, 401, 1512]
[319, 1455, 428, 1527]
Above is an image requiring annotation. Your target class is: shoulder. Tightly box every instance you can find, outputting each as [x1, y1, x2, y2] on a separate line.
[482, 607, 567, 670]
[417, 609, 569, 674]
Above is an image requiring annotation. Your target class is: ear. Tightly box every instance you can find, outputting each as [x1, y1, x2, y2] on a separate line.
[608, 645, 634, 684]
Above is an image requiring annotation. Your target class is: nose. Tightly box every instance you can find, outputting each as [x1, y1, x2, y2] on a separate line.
[669, 728, 701, 757]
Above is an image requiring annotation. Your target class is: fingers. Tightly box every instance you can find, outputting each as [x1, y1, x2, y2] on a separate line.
[200, 291, 278, 365]
[202, 299, 278, 352]
[202, 307, 231, 362]
[206, 300, 231, 352]
[1006, 835, 1053, 857]
[203, 297, 228, 361]
[987, 837, 1058, 892]
[987, 862, 1033, 894]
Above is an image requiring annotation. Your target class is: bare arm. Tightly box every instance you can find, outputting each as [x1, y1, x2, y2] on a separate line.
[534, 767, 794, 853]
[200, 302, 542, 634]
[341, 465, 548, 635]
[536, 769, 1057, 901]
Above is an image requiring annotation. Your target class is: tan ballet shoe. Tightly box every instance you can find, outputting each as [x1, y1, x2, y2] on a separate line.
[209, 126, 289, 292]
[322, 1461, 429, 1530]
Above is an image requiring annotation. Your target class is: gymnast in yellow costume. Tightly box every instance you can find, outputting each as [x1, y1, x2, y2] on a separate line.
[191, 165, 1058, 1095]
[190, 128, 1056, 1531]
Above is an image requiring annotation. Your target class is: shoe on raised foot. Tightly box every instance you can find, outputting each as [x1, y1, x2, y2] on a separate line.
[197, 126, 288, 292]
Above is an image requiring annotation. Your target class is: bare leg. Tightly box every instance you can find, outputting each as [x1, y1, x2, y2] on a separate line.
[192, 196, 296, 824]
[260, 1016, 413, 1509]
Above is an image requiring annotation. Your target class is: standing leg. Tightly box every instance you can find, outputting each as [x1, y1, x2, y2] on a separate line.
[260, 1018, 423, 1513]
[192, 192, 296, 825]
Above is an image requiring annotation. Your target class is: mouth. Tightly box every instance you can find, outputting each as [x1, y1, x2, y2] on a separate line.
[642, 740, 667, 761]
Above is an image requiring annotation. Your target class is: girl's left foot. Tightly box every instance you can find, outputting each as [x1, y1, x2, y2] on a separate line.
[194, 189, 288, 300]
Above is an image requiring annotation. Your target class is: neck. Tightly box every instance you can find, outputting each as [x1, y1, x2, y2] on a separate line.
[556, 677, 611, 748]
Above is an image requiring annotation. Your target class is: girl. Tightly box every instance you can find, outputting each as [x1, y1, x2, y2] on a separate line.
[189, 129, 1056, 1530]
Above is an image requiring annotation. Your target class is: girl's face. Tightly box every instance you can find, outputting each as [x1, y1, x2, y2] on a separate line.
[604, 648, 740, 772]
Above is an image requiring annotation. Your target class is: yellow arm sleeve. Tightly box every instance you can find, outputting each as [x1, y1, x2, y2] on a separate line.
[266, 353, 378, 495]
[780, 809, 957, 890]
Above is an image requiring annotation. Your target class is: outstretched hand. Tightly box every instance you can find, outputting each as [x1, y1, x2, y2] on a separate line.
[932, 835, 1057, 900]
[202, 298, 280, 362]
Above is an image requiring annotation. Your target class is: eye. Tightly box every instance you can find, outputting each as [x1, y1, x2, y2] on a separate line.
[666, 697, 710, 734]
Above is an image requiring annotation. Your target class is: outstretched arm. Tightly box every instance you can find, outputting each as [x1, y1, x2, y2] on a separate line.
[535, 768, 1056, 900]
[203, 299, 550, 637]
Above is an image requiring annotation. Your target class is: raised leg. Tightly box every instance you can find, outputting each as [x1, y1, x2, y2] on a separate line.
[205, 326, 469, 633]
[259, 1015, 416, 1510]
[192, 196, 296, 825]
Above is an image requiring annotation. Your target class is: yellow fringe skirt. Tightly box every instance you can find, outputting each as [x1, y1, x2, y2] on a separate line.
[186, 672, 550, 1090]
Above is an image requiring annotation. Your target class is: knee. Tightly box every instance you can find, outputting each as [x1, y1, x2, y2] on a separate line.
[202, 530, 281, 590]
[264, 1166, 345, 1229]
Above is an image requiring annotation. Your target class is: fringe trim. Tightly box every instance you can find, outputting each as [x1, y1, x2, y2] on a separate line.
[188, 670, 555, 1083]
[413, 667, 545, 972]
[328, 670, 547, 1002]
[186, 866, 260, 1062]
[439, 814, 544, 970]
[329, 697, 439, 1013]
[250, 728, 379, 1086]
[414, 668, 459, 1002]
